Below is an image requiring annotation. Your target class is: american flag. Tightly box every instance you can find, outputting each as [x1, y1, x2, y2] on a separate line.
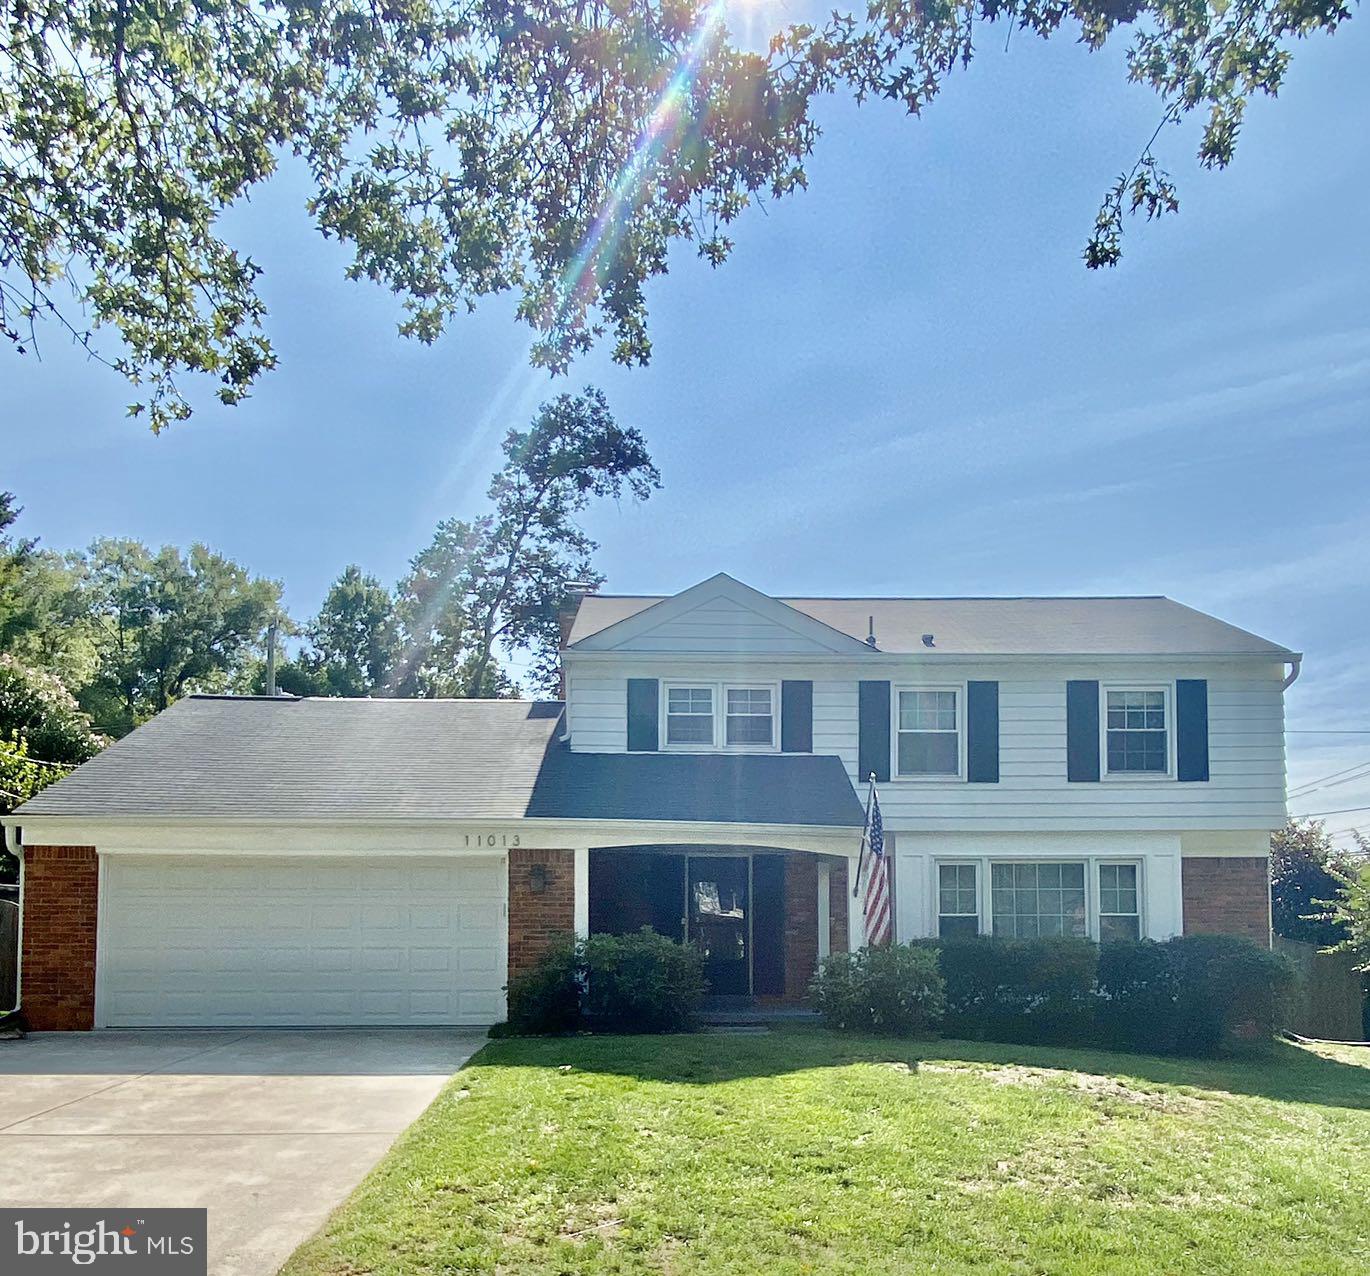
[860, 782, 891, 946]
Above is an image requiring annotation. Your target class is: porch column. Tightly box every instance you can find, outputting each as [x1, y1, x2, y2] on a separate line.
[817, 861, 831, 961]
[847, 857, 865, 950]
[573, 847, 590, 939]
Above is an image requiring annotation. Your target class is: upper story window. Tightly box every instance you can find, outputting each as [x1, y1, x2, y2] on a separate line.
[896, 687, 961, 777]
[666, 686, 714, 745]
[725, 687, 774, 747]
[663, 682, 777, 750]
[1105, 687, 1169, 774]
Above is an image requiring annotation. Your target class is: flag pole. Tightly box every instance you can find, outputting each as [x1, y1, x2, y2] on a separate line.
[853, 772, 875, 899]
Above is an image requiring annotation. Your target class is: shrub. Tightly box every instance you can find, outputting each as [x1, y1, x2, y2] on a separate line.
[582, 929, 708, 1032]
[810, 943, 945, 1035]
[1095, 939, 1181, 1053]
[930, 937, 1098, 1045]
[501, 928, 707, 1036]
[504, 936, 581, 1035]
[1166, 934, 1296, 1055]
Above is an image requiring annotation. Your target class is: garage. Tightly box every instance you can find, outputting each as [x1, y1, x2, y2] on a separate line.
[97, 855, 506, 1028]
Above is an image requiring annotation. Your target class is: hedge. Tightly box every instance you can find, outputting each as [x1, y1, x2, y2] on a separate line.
[501, 928, 707, 1035]
[813, 934, 1294, 1056]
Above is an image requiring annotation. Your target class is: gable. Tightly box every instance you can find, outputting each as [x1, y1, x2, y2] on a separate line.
[569, 574, 873, 655]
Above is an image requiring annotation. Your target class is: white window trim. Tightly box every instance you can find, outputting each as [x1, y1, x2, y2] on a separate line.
[935, 856, 1147, 942]
[892, 682, 966, 781]
[935, 859, 983, 937]
[659, 681, 779, 753]
[1099, 682, 1176, 781]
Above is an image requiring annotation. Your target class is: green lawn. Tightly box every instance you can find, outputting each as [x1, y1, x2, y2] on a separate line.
[283, 1028, 1370, 1276]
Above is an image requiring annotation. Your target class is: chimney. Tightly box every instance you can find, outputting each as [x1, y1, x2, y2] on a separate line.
[557, 580, 598, 699]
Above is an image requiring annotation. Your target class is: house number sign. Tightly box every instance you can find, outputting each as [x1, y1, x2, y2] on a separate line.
[462, 832, 522, 848]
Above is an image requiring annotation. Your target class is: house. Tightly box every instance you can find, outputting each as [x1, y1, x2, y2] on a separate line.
[1, 573, 1296, 1031]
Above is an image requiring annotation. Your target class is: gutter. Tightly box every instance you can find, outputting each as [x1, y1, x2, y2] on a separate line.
[2, 821, 20, 1019]
[1282, 655, 1302, 691]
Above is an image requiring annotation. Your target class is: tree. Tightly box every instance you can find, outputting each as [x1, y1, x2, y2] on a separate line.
[2, 2, 1353, 429]
[1318, 837, 1370, 972]
[0, 656, 107, 881]
[1270, 818, 1358, 945]
[76, 539, 282, 735]
[396, 388, 659, 697]
[279, 566, 399, 698]
[0, 492, 37, 645]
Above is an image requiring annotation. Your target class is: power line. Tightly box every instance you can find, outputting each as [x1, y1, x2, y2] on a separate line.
[1288, 757, 1370, 798]
[1287, 729, 1370, 734]
[1294, 803, 1370, 818]
[0, 746, 74, 771]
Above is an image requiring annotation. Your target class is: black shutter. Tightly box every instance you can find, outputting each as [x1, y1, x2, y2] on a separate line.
[1176, 679, 1210, 782]
[966, 681, 1000, 783]
[781, 680, 813, 753]
[626, 678, 659, 752]
[1066, 680, 1100, 782]
[858, 680, 891, 783]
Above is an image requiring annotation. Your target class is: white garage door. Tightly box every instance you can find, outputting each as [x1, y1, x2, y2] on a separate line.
[98, 856, 506, 1027]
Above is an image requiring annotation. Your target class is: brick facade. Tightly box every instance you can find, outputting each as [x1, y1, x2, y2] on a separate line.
[828, 858, 849, 956]
[781, 852, 820, 1001]
[21, 845, 99, 1031]
[1181, 856, 1271, 946]
[507, 847, 576, 983]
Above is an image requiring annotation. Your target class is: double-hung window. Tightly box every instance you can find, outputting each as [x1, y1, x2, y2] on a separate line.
[896, 688, 960, 776]
[937, 863, 980, 937]
[1105, 688, 1169, 774]
[725, 687, 774, 747]
[990, 862, 1087, 938]
[1098, 863, 1141, 940]
[665, 686, 714, 745]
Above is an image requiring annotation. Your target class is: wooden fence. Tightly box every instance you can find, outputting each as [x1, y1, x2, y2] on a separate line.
[0, 900, 17, 1011]
[1275, 936, 1366, 1041]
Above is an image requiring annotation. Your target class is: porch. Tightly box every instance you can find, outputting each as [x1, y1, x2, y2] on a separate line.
[587, 847, 850, 1003]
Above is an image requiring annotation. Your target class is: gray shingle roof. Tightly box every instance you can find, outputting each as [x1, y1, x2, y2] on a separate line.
[12, 695, 863, 828]
[568, 594, 1294, 657]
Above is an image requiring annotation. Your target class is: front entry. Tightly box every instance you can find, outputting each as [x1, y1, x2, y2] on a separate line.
[687, 855, 750, 995]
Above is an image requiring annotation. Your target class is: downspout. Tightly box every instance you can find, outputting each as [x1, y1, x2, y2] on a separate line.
[2, 821, 21, 1019]
[1281, 656, 1302, 691]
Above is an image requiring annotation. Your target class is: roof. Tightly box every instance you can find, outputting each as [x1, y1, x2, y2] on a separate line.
[568, 592, 1295, 657]
[11, 695, 863, 828]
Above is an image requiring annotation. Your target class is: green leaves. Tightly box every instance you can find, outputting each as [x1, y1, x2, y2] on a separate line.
[0, 0, 1355, 427]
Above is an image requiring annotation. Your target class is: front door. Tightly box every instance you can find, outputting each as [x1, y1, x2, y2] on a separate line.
[687, 856, 750, 995]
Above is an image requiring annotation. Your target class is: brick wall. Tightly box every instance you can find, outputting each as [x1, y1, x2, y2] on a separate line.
[781, 853, 820, 1001]
[828, 858, 849, 956]
[21, 845, 99, 1031]
[507, 848, 576, 983]
[1181, 856, 1271, 946]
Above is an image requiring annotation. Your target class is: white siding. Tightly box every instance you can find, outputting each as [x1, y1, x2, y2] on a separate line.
[598, 594, 844, 654]
[563, 654, 1287, 833]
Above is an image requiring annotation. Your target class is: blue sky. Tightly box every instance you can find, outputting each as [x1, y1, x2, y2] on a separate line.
[5, 14, 1369, 839]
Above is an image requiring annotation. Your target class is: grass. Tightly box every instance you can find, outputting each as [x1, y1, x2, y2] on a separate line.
[282, 1028, 1370, 1276]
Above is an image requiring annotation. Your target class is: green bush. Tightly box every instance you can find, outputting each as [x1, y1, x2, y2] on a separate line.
[824, 934, 1294, 1057]
[810, 943, 946, 1035]
[929, 937, 1098, 1045]
[583, 929, 708, 1032]
[501, 928, 707, 1036]
[503, 936, 581, 1036]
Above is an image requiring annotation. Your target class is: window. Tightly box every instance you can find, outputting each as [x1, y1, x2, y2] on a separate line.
[1106, 688, 1169, 774]
[991, 862, 1087, 938]
[938, 863, 979, 937]
[896, 688, 960, 776]
[725, 687, 774, 747]
[1098, 863, 1141, 940]
[666, 686, 714, 745]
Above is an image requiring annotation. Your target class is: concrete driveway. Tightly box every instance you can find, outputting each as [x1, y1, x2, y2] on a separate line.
[0, 1029, 484, 1276]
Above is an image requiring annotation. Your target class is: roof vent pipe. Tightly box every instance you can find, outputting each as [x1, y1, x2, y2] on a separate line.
[865, 615, 877, 649]
[265, 618, 279, 697]
[922, 633, 935, 648]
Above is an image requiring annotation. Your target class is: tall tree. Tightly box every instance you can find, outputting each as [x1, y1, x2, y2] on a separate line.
[395, 388, 659, 697]
[1, 1, 1354, 428]
[1270, 818, 1357, 945]
[1316, 834, 1370, 972]
[0, 492, 37, 646]
[77, 539, 282, 735]
[279, 566, 399, 697]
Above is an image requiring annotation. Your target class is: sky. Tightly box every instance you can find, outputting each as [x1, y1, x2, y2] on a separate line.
[4, 10, 1369, 842]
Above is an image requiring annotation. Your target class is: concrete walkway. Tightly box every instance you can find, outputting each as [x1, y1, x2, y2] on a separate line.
[0, 1028, 485, 1276]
